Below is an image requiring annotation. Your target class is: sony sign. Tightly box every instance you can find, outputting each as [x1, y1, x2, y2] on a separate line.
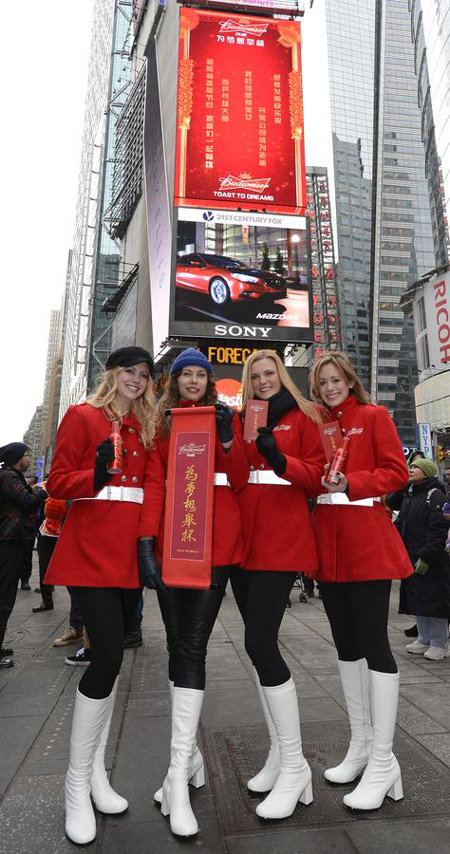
[215, 324, 272, 338]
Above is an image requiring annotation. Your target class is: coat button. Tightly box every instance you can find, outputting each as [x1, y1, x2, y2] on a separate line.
[250, 465, 255, 471]
[123, 449, 127, 455]
[128, 427, 135, 434]
[121, 475, 127, 483]
[133, 451, 139, 457]
[132, 476, 138, 483]
[337, 410, 343, 418]
[259, 464, 265, 470]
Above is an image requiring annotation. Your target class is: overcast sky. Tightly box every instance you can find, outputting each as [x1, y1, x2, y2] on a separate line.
[0, 1, 94, 446]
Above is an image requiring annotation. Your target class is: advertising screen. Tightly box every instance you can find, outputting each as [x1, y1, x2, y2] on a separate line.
[174, 8, 306, 215]
[169, 206, 312, 344]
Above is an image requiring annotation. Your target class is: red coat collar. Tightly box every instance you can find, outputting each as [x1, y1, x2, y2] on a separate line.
[328, 394, 361, 419]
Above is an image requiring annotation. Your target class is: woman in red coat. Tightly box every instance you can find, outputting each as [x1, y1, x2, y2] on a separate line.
[45, 346, 161, 845]
[139, 348, 248, 838]
[308, 350, 412, 812]
[231, 350, 325, 821]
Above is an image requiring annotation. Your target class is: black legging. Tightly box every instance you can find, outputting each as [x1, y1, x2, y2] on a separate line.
[319, 580, 397, 673]
[37, 535, 56, 606]
[230, 567, 296, 687]
[74, 587, 142, 699]
[157, 566, 230, 690]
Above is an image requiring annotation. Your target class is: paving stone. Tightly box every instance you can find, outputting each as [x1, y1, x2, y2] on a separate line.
[346, 817, 450, 854]
[0, 716, 47, 798]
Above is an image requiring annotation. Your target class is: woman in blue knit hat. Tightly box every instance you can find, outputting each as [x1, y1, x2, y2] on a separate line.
[140, 347, 248, 838]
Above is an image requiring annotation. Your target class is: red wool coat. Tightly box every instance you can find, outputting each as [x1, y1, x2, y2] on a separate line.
[45, 404, 148, 588]
[310, 395, 413, 583]
[139, 409, 248, 569]
[239, 407, 325, 572]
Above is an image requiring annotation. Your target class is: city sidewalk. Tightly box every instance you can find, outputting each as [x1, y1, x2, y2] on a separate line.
[1, 559, 449, 854]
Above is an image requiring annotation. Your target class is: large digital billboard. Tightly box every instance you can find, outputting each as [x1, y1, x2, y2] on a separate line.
[174, 8, 306, 215]
[169, 207, 312, 344]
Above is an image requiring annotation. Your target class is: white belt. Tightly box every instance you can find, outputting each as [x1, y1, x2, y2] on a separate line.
[316, 493, 380, 507]
[248, 470, 290, 486]
[75, 486, 144, 504]
[213, 473, 230, 486]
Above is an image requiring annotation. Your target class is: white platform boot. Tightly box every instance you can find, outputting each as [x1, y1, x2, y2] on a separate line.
[90, 678, 128, 814]
[160, 687, 204, 836]
[255, 677, 313, 820]
[65, 689, 112, 844]
[325, 659, 372, 784]
[154, 680, 205, 804]
[247, 667, 280, 792]
[343, 670, 403, 810]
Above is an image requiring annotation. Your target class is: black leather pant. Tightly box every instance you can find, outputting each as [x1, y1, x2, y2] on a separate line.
[157, 566, 231, 690]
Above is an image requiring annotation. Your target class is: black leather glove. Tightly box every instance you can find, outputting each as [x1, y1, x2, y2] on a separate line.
[256, 427, 287, 476]
[94, 438, 114, 491]
[137, 537, 167, 594]
[215, 401, 234, 443]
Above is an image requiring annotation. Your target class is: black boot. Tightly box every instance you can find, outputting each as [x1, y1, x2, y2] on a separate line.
[404, 625, 418, 638]
[32, 601, 54, 613]
[123, 627, 143, 648]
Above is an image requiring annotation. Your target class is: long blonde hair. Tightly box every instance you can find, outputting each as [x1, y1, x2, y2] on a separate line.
[155, 371, 218, 436]
[241, 350, 323, 424]
[87, 366, 156, 448]
[309, 350, 370, 406]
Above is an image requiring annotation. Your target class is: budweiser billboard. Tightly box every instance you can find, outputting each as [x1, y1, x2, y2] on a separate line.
[174, 8, 306, 215]
[169, 206, 312, 344]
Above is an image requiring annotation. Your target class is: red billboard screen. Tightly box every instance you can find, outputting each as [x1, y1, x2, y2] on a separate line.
[174, 8, 306, 215]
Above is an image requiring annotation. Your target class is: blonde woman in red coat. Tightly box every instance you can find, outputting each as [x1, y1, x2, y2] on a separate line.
[139, 348, 248, 838]
[309, 350, 412, 811]
[231, 350, 325, 821]
[45, 346, 160, 845]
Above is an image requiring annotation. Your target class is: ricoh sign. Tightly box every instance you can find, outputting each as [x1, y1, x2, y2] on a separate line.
[422, 271, 450, 368]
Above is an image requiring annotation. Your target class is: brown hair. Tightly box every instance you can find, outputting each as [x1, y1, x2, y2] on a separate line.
[308, 350, 370, 406]
[87, 366, 156, 449]
[241, 350, 323, 424]
[155, 371, 218, 436]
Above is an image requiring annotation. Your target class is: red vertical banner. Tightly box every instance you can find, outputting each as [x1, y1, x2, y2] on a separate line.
[163, 407, 216, 589]
[175, 8, 306, 215]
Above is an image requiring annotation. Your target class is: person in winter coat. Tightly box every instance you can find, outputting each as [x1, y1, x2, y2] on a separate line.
[0, 443, 46, 669]
[388, 457, 450, 660]
[308, 350, 412, 812]
[140, 348, 248, 838]
[44, 346, 160, 845]
[230, 349, 324, 821]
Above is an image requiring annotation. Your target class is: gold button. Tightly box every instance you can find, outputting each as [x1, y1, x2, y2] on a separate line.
[132, 476, 138, 483]
[250, 465, 255, 471]
[121, 475, 127, 483]
[133, 451, 139, 456]
[259, 464, 265, 470]
[123, 449, 127, 455]
[128, 427, 135, 434]
[337, 410, 343, 418]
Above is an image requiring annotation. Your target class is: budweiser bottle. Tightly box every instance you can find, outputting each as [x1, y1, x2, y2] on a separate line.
[108, 421, 123, 474]
[325, 436, 350, 485]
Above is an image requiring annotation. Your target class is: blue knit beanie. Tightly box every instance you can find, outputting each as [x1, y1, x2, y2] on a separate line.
[170, 348, 212, 375]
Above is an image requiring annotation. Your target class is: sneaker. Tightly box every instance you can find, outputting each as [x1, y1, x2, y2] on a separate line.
[123, 629, 143, 649]
[65, 647, 91, 666]
[53, 627, 84, 647]
[424, 646, 449, 661]
[406, 641, 429, 655]
[0, 658, 14, 669]
[404, 624, 418, 637]
[21, 583, 31, 591]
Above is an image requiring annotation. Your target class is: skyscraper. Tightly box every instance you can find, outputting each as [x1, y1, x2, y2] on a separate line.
[304, 0, 435, 444]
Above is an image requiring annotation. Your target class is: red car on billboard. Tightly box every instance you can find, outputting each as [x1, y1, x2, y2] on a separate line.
[176, 253, 287, 305]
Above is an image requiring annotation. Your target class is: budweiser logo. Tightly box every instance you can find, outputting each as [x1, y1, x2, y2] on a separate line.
[218, 174, 271, 194]
[178, 442, 206, 456]
[219, 19, 269, 37]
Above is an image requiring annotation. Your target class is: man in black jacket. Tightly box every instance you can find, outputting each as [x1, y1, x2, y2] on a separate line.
[0, 443, 46, 668]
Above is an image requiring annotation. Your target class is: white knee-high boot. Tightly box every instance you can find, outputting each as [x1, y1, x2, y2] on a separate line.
[325, 659, 372, 784]
[90, 678, 128, 814]
[160, 687, 204, 836]
[65, 689, 112, 844]
[343, 670, 403, 810]
[255, 677, 313, 820]
[154, 680, 205, 804]
[247, 667, 280, 792]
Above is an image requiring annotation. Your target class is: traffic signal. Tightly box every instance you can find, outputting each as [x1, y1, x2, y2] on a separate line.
[437, 445, 445, 463]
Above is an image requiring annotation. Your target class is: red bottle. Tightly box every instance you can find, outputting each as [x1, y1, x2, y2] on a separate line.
[108, 421, 123, 474]
[325, 436, 350, 485]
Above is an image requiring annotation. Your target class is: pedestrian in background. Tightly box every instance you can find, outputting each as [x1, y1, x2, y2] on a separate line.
[142, 348, 247, 838]
[232, 350, 324, 820]
[44, 346, 158, 845]
[389, 457, 450, 660]
[308, 350, 412, 811]
[0, 443, 46, 668]
[32, 496, 68, 613]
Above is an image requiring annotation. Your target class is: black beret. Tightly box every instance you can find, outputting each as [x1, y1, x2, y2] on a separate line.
[0, 442, 29, 466]
[105, 346, 154, 376]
